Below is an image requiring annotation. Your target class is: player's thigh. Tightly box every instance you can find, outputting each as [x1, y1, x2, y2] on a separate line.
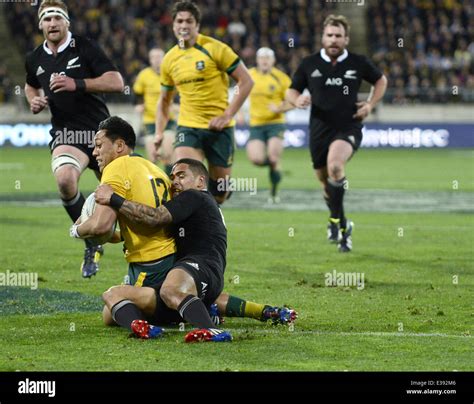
[103, 285, 157, 316]
[160, 130, 176, 161]
[202, 127, 234, 169]
[174, 146, 205, 161]
[161, 267, 198, 296]
[246, 139, 267, 164]
[267, 136, 284, 161]
[327, 139, 354, 166]
[52, 145, 89, 173]
[174, 126, 205, 161]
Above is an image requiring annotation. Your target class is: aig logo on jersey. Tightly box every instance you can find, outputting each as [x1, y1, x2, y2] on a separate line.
[195, 60, 205, 71]
[325, 77, 343, 86]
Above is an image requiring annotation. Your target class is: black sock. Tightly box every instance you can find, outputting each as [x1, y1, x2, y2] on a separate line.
[269, 168, 281, 186]
[178, 295, 216, 329]
[62, 192, 85, 222]
[323, 188, 331, 211]
[111, 300, 146, 331]
[340, 204, 347, 229]
[326, 177, 346, 223]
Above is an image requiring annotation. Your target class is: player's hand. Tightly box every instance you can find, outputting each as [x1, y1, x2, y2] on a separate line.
[30, 96, 48, 114]
[294, 95, 311, 109]
[49, 75, 77, 93]
[95, 184, 114, 205]
[69, 223, 81, 239]
[154, 132, 164, 149]
[353, 101, 372, 120]
[268, 103, 280, 113]
[209, 113, 232, 131]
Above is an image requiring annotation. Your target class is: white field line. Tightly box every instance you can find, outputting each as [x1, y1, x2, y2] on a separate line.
[164, 328, 472, 339]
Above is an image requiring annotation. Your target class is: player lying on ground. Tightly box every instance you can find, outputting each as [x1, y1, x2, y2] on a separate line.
[95, 159, 296, 342]
[70, 117, 295, 342]
[25, 0, 124, 277]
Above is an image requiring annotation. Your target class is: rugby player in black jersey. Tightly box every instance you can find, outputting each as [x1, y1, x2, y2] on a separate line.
[24, 0, 124, 277]
[286, 15, 387, 252]
[95, 158, 296, 342]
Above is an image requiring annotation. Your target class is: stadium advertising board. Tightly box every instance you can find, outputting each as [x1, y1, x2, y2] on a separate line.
[0, 123, 473, 148]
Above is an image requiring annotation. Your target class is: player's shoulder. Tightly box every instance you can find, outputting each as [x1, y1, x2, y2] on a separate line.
[26, 45, 43, 65]
[102, 154, 128, 175]
[249, 66, 257, 75]
[271, 67, 291, 80]
[197, 34, 231, 54]
[162, 45, 180, 64]
[347, 51, 371, 64]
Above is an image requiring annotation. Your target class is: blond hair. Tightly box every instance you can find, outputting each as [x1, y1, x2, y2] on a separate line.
[38, 0, 68, 17]
[323, 15, 350, 37]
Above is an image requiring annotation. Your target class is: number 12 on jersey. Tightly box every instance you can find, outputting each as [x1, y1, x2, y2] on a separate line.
[150, 178, 169, 207]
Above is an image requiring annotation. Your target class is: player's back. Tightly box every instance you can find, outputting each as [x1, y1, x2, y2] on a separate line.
[101, 154, 176, 263]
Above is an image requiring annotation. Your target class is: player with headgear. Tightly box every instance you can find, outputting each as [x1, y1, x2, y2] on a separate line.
[24, 0, 124, 277]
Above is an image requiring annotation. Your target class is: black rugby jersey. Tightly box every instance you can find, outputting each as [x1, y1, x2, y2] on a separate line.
[25, 32, 118, 132]
[164, 189, 227, 271]
[290, 49, 382, 130]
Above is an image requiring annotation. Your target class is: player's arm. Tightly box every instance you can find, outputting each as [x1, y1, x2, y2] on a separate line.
[269, 100, 294, 114]
[95, 183, 172, 227]
[70, 204, 117, 239]
[154, 88, 175, 148]
[353, 74, 388, 120]
[25, 83, 48, 114]
[50, 71, 124, 94]
[209, 63, 254, 131]
[285, 88, 311, 109]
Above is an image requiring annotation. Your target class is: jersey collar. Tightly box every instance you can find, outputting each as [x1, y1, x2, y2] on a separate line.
[320, 48, 348, 63]
[43, 31, 72, 55]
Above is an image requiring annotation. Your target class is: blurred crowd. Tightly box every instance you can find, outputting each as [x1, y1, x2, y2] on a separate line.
[3, 0, 473, 104]
[368, 0, 474, 103]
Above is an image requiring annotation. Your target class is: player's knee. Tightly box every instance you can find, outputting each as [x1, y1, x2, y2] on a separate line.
[159, 284, 180, 310]
[102, 286, 121, 307]
[328, 162, 344, 180]
[55, 167, 79, 199]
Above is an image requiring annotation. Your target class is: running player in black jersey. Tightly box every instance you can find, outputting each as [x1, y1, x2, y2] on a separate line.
[286, 15, 387, 252]
[24, 0, 124, 276]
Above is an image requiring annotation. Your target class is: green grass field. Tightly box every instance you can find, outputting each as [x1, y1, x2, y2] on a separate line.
[0, 147, 473, 371]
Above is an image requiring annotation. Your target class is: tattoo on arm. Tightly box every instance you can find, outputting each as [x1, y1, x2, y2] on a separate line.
[119, 200, 172, 227]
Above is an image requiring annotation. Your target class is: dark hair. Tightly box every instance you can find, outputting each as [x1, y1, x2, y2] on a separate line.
[98, 116, 136, 148]
[171, 1, 201, 25]
[173, 158, 208, 182]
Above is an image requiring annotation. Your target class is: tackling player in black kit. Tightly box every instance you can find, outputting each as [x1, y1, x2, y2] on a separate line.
[286, 15, 387, 252]
[96, 159, 234, 342]
[24, 0, 124, 277]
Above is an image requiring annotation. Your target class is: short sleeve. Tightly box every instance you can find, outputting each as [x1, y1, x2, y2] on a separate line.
[101, 158, 128, 198]
[160, 53, 175, 90]
[133, 70, 145, 95]
[82, 37, 118, 77]
[164, 190, 202, 224]
[25, 53, 41, 89]
[289, 61, 308, 93]
[214, 42, 240, 74]
[361, 56, 383, 85]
